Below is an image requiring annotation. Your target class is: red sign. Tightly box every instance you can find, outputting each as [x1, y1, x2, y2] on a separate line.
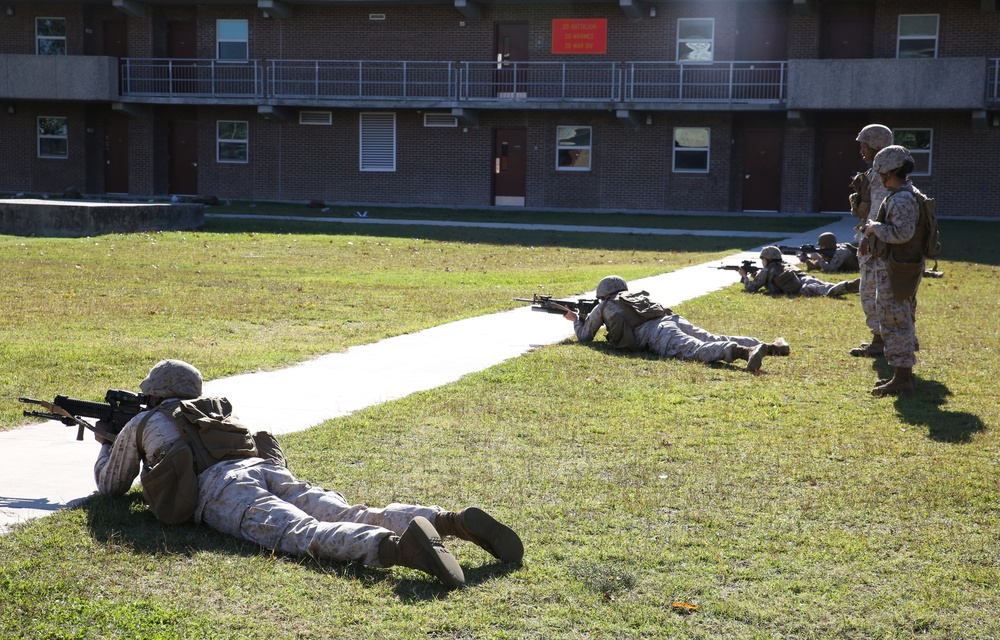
[552, 19, 608, 55]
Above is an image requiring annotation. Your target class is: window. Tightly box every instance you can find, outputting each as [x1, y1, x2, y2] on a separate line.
[897, 14, 938, 59]
[217, 121, 248, 163]
[677, 18, 714, 62]
[673, 127, 710, 173]
[424, 113, 458, 128]
[556, 126, 592, 171]
[360, 112, 396, 172]
[36, 18, 66, 55]
[299, 111, 333, 125]
[893, 129, 932, 176]
[37, 117, 68, 158]
[217, 19, 248, 60]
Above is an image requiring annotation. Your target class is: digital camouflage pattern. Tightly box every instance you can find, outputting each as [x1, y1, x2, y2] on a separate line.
[574, 299, 765, 364]
[96, 407, 442, 567]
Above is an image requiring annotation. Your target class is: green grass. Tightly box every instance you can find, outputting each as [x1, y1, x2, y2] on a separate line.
[1, 218, 998, 638]
[206, 200, 840, 233]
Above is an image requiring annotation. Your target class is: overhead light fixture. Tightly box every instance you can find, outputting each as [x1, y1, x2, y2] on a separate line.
[645, 114, 653, 126]
[649, 6, 656, 17]
[5, 5, 14, 16]
[6, 103, 15, 115]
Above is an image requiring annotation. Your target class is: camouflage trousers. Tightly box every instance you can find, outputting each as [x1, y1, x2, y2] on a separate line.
[638, 314, 763, 364]
[872, 259, 918, 368]
[197, 458, 442, 567]
[859, 260, 880, 335]
[798, 276, 837, 297]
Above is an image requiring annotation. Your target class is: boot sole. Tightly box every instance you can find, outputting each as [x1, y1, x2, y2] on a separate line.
[461, 507, 524, 564]
[407, 517, 466, 589]
[745, 344, 766, 372]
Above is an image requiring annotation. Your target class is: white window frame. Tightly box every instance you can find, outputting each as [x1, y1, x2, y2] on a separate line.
[216, 19, 249, 61]
[423, 113, 458, 128]
[893, 128, 933, 176]
[36, 17, 66, 55]
[37, 116, 68, 158]
[217, 120, 249, 163]
[896, 14, 939, 59]
[555, 125, 592, 171]
[677, 18, 714, 63]
[360, 112, 396, 172]
[672, 127, 710, 173]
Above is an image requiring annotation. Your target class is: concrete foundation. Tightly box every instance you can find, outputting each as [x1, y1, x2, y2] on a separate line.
[0, 199, 204, 237]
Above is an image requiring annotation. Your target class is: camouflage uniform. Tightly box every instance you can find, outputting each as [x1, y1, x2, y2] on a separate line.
[95, 408, 442, 567]
[868, 185, 921, 368]
[743, 261, 843, 297]
[574, 300, 763, 364]
[815, 243, 859, 273]
[858, 167, 892, 334]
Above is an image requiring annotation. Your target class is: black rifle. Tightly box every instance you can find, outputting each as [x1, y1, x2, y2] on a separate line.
[716, 260, 760, 277]
[515, 294, 600, 317]
[19, 389, 151, 441]
[778, 243, 835, 261]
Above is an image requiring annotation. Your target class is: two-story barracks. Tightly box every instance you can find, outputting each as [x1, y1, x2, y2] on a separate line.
[1, 0, 998, 215]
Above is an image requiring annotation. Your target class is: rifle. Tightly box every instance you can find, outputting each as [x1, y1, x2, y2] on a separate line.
[19, 389, 151, 441]
[716, 260, 760, 277]
[515, 294, 600, 317]
[779, 244, 835, 261]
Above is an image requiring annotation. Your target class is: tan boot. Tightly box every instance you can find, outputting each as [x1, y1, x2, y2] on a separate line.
[436, 508, 524, 564]
[872, 367, 914, 397]
[845, 278, 861, 294]
[850, 334, 884, 357]
[732, 344, 767, 372]
[379, 517, 465, 589]
[767, 337, 790, 357]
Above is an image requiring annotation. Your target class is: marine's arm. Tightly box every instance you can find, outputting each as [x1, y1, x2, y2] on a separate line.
[94, 414, 144, 495]
[571, 301, 606, 343]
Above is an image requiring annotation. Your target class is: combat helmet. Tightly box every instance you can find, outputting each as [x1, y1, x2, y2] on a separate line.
[872, 145, 913, 174]
[140, 359, 203, 399]
[818, 232, 837, 249]
[596, 275, 628, 298]
[856, 124, 893, 151]
[759, 246, 783, 262]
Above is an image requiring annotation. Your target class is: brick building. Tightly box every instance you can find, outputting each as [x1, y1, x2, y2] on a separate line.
[1, 0, 998, 216]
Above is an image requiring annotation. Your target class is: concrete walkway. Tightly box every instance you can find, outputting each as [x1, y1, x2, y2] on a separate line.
[0, 214, 859, 534]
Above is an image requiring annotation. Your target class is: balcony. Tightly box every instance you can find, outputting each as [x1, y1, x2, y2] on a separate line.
[0, 54, 118, 102]
[120, 58, 787, 109]
[788, 58, 989, 110]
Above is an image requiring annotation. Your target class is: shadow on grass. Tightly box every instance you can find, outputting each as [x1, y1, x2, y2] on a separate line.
[79, 492, 517, 599]
[871, 360, 986, 443]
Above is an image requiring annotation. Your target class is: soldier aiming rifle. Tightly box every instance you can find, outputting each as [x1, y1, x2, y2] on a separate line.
[515, 293, 600, 318]
[716, 260, 760, 277]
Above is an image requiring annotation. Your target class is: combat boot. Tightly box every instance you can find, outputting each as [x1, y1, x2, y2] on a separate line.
[872, 367, 914, 397]
[766, 337, 790, 356]
[379, 517, 465, 589]
[827, 281, 848, 297]
[845, 278, 861, 293]
[850, 334, 884, 357]
[436, 507, 524, 564]
[732, 344, 767, 372]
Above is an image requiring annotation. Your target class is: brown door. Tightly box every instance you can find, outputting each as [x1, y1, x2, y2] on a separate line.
[493, 128, 527, 206]
[819, 129, 865, 213]
[103, 20, 127, 94]
[742, 129, 782, 212]
[495, 23, 529, 97]
[167, 21, 198, 94]
[104, 117, 129, 194]
[820, 3, 874, 59]
[168, 121, 198, 196]
[736, 5, 788, 61]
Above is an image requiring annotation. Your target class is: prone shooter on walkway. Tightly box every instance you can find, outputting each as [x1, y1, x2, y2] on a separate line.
[555, 276, 790, 373]
[739, 246, 859, 298]
[88, 359, 523, 590]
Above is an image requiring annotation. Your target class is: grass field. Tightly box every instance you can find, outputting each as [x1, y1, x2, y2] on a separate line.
[1, 216, 998, 639]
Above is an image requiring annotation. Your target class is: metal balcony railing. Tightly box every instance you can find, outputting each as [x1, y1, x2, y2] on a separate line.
[122, 58, 265, 98]
[119, 58, 790, 104]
